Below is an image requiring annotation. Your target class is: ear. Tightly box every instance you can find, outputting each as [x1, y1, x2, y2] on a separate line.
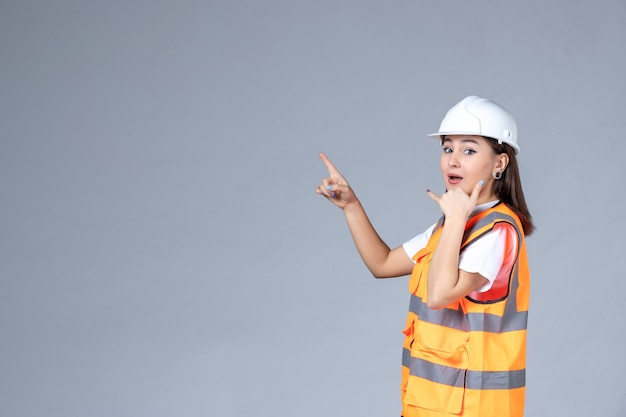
[495, 153, 509, 172]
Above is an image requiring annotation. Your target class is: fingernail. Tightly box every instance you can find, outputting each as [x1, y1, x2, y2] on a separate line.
[426, 189, 431, 193]
[479, 180, 484, 186]
[326, 185, 333, 190]
[329, 191, 336, 198]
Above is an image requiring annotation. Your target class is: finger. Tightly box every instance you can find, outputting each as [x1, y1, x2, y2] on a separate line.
[316, 185, 334, 199]
[327, 183, 354, 200]
[469, 180, 484, 205]
[319, 152, 342, 176]
[425, 188, 440, 203]
[320, 177, 338, 197]
[316, 183, 337, 199]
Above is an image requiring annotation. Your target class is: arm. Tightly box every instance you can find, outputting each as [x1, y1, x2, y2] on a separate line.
[316, 153, 414, 278]
[426, 214, 488, 308]
[342, 200, 415, 278]
[425, 183, 488, 309]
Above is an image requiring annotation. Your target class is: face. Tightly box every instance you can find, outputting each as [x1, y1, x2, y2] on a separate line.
[439, 135, 507, 204]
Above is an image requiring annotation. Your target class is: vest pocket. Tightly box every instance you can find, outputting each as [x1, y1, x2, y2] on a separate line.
[404, 323, 469, 413]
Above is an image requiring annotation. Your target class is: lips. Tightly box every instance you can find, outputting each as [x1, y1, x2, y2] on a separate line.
[447, 173, 463, 185]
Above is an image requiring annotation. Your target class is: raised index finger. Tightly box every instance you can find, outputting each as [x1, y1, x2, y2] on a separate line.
[426, 188, 441, 203]
[319, 152, 342, 176]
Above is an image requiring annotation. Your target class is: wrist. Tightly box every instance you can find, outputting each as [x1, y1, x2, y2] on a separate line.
[342, 199, 362, 214]
[444, 214, 467, 228]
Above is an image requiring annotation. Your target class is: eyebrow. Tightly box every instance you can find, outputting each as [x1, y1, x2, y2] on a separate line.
[441, 136, 480, 145]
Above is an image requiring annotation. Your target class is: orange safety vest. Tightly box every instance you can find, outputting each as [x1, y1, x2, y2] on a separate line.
[400, 203, 530, 417]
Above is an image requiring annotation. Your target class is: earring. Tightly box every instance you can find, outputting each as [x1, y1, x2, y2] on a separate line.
[493, 170, 502, 180]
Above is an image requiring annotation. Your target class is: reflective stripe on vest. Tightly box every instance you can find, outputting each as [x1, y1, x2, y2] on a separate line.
[408, 293, 528, 332]
[402, 348, 526, 390]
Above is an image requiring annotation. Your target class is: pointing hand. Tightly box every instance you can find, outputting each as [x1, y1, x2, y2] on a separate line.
[315, 152, 358, 209]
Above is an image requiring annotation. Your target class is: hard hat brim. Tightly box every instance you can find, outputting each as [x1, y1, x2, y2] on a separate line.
[427, 131, 486, 138]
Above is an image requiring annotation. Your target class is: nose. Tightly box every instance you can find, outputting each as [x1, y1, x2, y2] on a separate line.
[447, 151, 460, 167]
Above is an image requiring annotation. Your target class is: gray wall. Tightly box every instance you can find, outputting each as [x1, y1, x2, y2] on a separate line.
[1, 1, 625, 416]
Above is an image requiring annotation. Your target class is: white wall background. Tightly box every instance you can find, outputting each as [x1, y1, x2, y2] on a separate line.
[1, 1, 625, 416]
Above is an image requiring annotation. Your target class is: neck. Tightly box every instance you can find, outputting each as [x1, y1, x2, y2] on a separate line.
[477, 191, 498, 205]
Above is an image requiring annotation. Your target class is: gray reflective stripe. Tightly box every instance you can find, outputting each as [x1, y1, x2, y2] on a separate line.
[402, 346, 411, 367]
[505, 254, 521, 314]
[402, 349, 526, 390]
[410, 354, 466, 388]
[409, 293, 528, 332]
[462, 210, 521, 247]
[467, 368, 526, 390]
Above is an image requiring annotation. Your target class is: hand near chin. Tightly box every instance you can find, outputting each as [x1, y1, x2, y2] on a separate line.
[426, 180, 484, 220]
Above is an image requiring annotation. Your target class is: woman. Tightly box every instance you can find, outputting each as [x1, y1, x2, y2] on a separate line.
[315, 96, 534, 417]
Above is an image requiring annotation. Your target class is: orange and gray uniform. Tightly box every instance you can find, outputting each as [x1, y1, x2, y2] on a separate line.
[400, 203, 530, 417]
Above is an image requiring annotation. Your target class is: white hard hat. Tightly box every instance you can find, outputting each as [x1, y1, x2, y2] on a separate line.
[428, 95, 519, 154]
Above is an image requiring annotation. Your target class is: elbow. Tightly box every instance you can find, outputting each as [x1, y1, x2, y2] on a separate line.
[369, 265, 394, 279]
[426, 298, 445, 310]
[370, 269, 387, 279]
[426, 291, 449, 310]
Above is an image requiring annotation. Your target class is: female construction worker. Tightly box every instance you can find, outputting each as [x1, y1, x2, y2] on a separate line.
[315, 96, 534, 417]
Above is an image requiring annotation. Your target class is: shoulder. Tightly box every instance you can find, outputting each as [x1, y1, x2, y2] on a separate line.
[402, 222, 437, 261]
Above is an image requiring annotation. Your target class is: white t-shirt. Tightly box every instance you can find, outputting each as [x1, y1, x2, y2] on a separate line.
[402, 201, 517, 293]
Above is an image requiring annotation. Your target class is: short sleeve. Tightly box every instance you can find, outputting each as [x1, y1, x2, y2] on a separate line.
[402, 223, 436, 262]
[459, 223, 517, 292]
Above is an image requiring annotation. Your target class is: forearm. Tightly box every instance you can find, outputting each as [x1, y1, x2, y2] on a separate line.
[342, 200, 394, 277]
[427, 215, 465, 306]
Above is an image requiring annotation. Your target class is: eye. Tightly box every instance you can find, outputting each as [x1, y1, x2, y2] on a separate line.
[443, 147, 453, 154]
[463, 148, 476, 155]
